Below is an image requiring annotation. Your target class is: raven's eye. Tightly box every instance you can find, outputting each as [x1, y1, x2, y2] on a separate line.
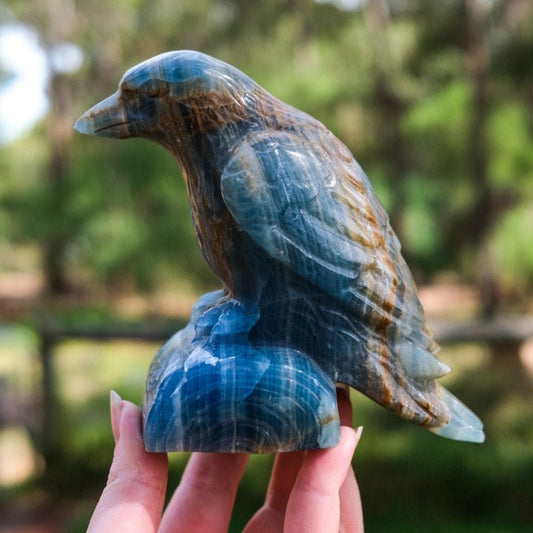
[146, 84, 169, 98]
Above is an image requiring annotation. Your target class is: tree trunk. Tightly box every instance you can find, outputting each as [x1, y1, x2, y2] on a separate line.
[464, 0, 499, 317]
[43, 71, 73, 294]
[364, 0, 410, 246]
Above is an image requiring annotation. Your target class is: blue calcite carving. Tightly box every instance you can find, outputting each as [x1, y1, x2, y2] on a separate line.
[143, 290, 339, 452]
[75, 51, 485, 452]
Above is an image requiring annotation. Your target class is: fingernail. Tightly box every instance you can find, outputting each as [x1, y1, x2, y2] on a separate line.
[110, 389, 122, 409]
[354, 426, 364, 441]
[110, 390, 122, 443]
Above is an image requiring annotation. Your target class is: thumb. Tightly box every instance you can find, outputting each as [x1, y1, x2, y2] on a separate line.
[87, 392, 168, 533]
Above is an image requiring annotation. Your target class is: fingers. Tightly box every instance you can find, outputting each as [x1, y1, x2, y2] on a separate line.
[284, 426, 360, 533]
[245, 387, 353, 532]
[336, 387, 365, 531]
[87, 392, 168, 533]
[89, 389, 363, 533]
[159, 452, 249, 533]
[339, 426, 364, 533]
[337, 386, 353, 426]
[245, 387, 363, 533]
[243, 452, 306, 533]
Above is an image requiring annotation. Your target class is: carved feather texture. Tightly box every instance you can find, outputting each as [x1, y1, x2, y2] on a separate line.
[76, 50, 484, 452]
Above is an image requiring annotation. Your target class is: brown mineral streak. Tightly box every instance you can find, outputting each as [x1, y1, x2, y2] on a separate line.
[344, 167, 398, 336]
[314, 111, 411, 416]
[377, 342, 395, 404]
[279, 115, 409, 410]
[325, 135, 409, 412]
[320, 412, 339, 426]
[187, 90, 254, 134]
[177, 80, 422, 420]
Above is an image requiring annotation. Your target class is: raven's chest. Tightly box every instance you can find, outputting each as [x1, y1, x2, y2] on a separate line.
[186, 174, 267, 297]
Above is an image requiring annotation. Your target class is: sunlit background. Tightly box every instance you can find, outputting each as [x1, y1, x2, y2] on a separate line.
[1, 0, 532, 532]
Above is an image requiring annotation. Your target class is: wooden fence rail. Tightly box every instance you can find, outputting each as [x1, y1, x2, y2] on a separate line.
[430, 315, 533, 345]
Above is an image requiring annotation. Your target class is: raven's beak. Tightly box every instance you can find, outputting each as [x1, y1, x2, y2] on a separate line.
[74, 91, 130, 139]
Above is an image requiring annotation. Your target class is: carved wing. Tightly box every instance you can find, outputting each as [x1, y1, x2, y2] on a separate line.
[221, 129, 432, 350]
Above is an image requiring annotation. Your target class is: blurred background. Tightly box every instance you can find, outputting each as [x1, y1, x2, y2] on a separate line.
[1, 0, 532, 531]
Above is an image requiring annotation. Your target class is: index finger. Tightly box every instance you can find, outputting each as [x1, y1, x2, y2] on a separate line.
[337, 386, 365, 532]
[159, 452, 248, 533]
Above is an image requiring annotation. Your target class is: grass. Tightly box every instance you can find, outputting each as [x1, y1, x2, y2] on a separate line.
[1, 328, 532, 532]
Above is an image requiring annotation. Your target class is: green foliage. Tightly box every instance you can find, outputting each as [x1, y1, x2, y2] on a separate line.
[490, 203, 533, 292]
[489, 103, 533, 194]
[67, 139, 215, 290]
[401, 172, 445, 272]
[0, 0, 532, 300]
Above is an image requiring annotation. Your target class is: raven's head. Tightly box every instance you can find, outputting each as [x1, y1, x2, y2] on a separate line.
[75, 50, 258, 143]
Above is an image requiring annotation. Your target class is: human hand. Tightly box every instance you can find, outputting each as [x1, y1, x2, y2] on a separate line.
[87, 388, 364, 533]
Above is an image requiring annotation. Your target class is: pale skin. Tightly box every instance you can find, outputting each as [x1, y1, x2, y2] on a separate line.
[87, 388, 364, 533]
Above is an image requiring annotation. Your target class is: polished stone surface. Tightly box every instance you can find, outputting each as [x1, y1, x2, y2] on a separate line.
[76, 51, 484, 451]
